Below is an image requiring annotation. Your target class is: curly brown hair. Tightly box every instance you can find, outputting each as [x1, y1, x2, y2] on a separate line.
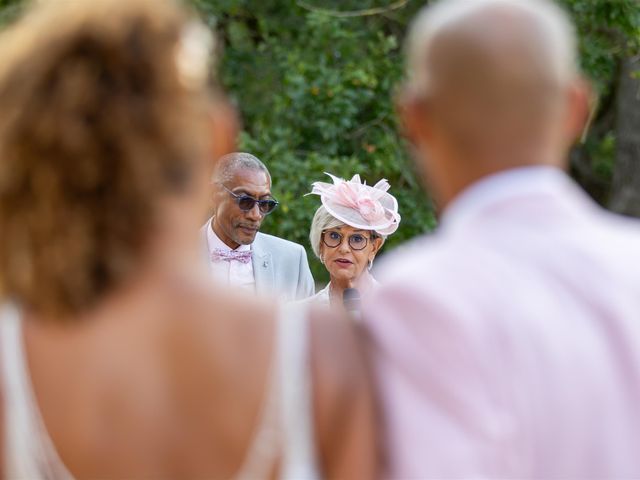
[0, 0, 213, 318]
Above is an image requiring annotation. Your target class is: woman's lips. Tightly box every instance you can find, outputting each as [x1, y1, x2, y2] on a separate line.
[335, 258, 353, 268]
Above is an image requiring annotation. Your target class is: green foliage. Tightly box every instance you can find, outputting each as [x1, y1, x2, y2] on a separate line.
[197, 1, 435, 282]
[560, 0, 640, 200]
[196, 0, 639, 282]
[563, 0, 640, 93]
[0, 0, 22, 26]
[0, 0, 638, 283]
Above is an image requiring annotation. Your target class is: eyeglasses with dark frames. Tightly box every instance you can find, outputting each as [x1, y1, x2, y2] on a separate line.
[221, 185, 279, 215]
[322, 230, 375, 251]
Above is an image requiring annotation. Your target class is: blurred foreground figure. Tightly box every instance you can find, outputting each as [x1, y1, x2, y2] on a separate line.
[364, 0, 640, 477]
[0, 0, 375, 478]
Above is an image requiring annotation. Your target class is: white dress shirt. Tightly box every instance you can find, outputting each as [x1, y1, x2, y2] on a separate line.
[364, 166, 640, 479]
[205, 218, 255, 292]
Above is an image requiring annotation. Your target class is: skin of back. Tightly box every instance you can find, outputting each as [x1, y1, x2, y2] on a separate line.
[21, 268, 376, 478]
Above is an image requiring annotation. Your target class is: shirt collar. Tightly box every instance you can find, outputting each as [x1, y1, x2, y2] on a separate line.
[440, 166, 573, 233]
[206, 217, 252, 253]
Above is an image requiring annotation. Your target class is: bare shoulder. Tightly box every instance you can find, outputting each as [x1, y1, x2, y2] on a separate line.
[308, 306, 378, 479]
[161, 276, 276, 345]
[159, 279, 278, 393]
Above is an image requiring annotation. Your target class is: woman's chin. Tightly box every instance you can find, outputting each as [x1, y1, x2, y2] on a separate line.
[329, 268, 362, 285]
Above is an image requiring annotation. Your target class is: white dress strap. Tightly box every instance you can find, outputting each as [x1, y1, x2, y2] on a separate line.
[235, 301, 319, 480]
[0, 304, 74, 480]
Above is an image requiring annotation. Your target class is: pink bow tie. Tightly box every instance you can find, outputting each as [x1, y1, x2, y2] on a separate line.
[211, 248, 252, 264]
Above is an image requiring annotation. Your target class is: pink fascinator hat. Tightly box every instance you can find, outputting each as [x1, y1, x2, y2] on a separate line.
[308, 173, 401, 236]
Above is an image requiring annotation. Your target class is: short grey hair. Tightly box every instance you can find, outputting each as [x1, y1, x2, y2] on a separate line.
[212, 152, 271, 185]
[309, 205, 385, 259]
[309, 206, 345, 259]
[406, 0, 578, 96]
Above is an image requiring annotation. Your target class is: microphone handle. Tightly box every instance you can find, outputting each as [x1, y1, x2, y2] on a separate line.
[343, 288, 362, 320]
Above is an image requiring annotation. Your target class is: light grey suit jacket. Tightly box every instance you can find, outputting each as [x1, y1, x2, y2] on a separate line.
[202, 221, 315, 301]
[251, 232, 315, 301]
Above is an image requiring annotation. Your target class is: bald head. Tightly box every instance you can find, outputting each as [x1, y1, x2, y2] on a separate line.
[400, 0, 588, 208]
[407, 0, 577, 98]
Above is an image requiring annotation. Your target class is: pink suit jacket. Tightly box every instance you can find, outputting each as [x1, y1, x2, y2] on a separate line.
[364, 167, 640, 479]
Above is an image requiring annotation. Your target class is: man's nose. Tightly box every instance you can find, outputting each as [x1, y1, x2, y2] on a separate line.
[245, 203, 262, 221]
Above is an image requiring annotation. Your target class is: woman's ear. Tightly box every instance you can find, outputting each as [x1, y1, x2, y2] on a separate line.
[369, 236, 384, 260]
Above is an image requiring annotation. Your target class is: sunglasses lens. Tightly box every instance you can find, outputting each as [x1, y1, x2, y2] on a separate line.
[238, 197, 256, 211]
[259, 200, 278, 214]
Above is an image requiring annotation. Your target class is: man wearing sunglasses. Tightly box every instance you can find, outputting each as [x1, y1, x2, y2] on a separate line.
[202, 152, 315, 300]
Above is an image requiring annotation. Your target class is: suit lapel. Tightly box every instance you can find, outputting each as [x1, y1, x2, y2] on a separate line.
[252, 234, 274, 295]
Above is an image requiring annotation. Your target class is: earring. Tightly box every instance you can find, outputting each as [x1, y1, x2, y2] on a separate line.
[320, 256, 325, 265]
[368, 259, 374, 270]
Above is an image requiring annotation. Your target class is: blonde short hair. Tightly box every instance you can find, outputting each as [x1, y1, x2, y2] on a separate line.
[309, 206, 345, 259]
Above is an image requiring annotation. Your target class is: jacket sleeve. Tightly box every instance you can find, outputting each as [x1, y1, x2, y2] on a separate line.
[296, 245, 315, 299]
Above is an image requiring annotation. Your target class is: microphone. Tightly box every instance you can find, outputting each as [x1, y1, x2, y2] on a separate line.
[343, 288, 361, 320]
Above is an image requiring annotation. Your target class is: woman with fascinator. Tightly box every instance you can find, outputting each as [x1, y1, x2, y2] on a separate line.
[307, 173, 400, 308]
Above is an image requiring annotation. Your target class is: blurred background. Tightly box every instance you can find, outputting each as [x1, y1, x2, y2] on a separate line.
[0, 0, 638, 283]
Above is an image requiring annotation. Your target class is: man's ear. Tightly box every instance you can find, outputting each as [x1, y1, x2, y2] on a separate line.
[567, 77, 592, 146]
[396, 86, 431, 148]
[209, 181, 220, 210]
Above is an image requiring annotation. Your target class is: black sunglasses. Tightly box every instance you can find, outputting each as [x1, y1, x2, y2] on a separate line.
[221, 185, 279, 215]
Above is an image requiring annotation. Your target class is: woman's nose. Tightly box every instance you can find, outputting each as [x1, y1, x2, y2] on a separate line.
[338, 238, 351, 253]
